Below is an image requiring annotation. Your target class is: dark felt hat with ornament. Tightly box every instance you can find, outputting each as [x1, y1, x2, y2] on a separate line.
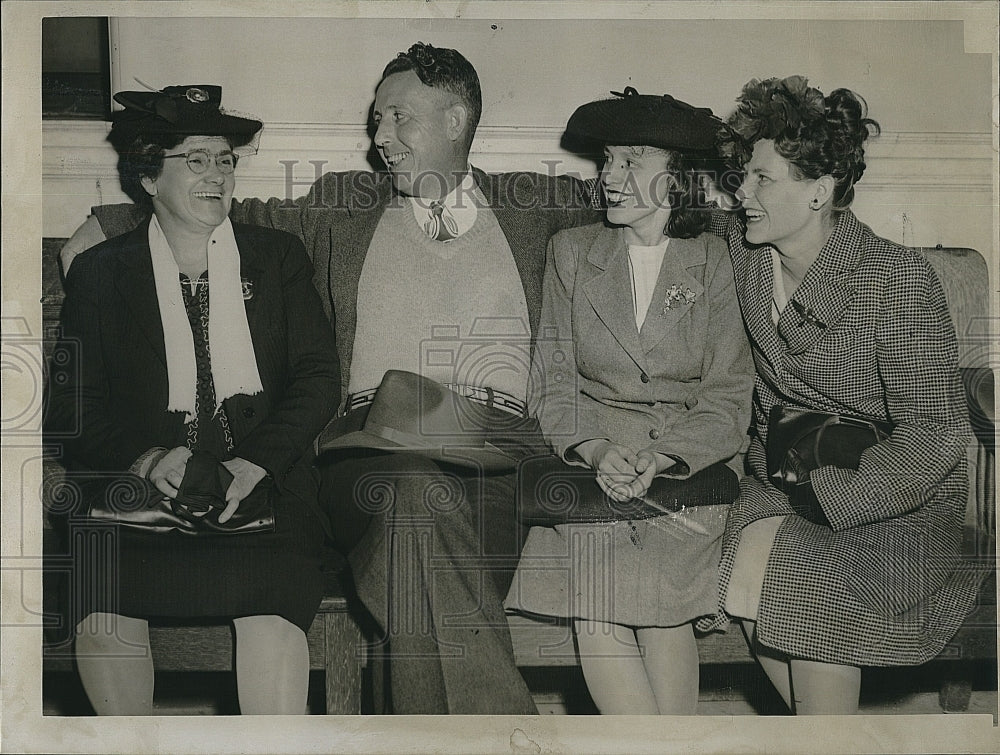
[566, 87, 724, 153]
[111, 85, 262, 146]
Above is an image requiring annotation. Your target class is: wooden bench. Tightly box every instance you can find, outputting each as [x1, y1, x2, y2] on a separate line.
[41, 240, 995, 714]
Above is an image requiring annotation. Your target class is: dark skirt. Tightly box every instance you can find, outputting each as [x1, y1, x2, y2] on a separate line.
[53, 481, 327, 634]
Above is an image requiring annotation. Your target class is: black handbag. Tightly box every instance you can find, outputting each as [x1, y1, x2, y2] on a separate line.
[517, 455, 740, 526]
[87, 450, 275, 535]
[765, 405, 892, 526]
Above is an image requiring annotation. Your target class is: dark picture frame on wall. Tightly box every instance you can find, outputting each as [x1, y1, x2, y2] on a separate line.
[41, 17, 111, 120]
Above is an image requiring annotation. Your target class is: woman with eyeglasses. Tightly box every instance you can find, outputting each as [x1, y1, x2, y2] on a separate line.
[46, 85, 340, 714]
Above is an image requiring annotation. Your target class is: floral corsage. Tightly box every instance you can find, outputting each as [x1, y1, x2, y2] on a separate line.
[661, 284, 697, 314]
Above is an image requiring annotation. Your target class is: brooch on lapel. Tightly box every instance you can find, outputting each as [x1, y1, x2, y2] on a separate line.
[661, 284, 698, 314]
[789, 299, 826, 329]
[241, 279, 254, 301]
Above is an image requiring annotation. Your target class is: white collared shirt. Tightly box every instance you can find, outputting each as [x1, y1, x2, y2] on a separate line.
[409, 170, 479, 240]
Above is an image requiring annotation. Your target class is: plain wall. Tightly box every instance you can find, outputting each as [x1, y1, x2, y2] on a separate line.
[109, 17, 991, 132]
[43, 16, 994, 266]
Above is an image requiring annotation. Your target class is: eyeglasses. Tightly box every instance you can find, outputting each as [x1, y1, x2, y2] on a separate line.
[163, 149, 239, 175]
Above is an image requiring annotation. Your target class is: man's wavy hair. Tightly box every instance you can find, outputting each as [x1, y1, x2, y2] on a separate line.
[720, 75, 880, 211]
[381, 42, 483, 151]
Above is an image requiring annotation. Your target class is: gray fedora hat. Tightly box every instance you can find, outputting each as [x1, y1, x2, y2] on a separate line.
[315, 370, 519, 471]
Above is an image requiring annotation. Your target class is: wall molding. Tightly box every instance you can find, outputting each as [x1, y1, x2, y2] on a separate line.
[43, 120, 993, 186]
[42, 121, 994, 238]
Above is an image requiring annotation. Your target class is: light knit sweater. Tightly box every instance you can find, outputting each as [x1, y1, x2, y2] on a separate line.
[349, 200, 532, 401]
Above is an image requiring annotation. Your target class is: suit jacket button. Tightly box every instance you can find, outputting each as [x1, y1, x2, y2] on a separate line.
[649, 429, 660, 440]
[243, 407, 256, 418]
[640, 372, 650, 383]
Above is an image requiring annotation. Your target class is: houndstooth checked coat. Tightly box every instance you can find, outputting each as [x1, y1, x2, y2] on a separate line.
[699, 210, 983, 666]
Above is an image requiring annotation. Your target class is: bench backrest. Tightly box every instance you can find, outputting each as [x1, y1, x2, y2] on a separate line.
[43, 240, 991, 361]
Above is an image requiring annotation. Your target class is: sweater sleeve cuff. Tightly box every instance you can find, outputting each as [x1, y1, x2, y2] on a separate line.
[129, 447, 169, 479]
[655, 453, 690, 478]
[562, 437, 610, 467]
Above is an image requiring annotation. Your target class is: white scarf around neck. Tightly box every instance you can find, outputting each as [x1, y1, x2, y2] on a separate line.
[148, 215, 263, 422]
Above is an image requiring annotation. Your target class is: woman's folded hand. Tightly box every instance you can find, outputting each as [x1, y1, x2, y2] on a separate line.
[629, 451, 660, 500]
[578, 440, 642, 503]
[218, 457, 268, 523]
[148, 446, 193, 499]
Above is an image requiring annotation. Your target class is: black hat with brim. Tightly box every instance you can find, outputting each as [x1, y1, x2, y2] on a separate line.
[111, 85, 262, 145]
[566, 87, 723, 154]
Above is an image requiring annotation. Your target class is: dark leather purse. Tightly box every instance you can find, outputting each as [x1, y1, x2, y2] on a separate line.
[765, 405, 893, 526]
[88, 450, 275, 535]
[517, 455, 740, 526]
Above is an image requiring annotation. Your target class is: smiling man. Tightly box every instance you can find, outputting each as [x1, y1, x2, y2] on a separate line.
[372, 67, 473, 200]
[63, 43, 600, 714]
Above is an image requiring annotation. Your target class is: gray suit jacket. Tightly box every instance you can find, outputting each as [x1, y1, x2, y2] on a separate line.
[531, 222, 754, 476]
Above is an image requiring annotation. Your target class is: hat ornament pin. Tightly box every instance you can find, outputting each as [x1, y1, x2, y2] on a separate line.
[110, 81, 263, 146]
[610, 87, 717, 117]
[566, 87, 724, 153]
[115, 80, 213, 124]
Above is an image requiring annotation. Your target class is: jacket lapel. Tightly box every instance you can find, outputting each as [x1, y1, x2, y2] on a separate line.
[337, 173, 394, 357]
[481, 167, 520, 247]
[581, 229, 646, 369]
[638, 236, 706, 353]
[113, 220, 167, 367]
[342, 172, 393, 292]
[732, 239, 785, 378]
[776, 212, 861, 355]
[480, 169, 549, 336]
[231, 225, 266, 333]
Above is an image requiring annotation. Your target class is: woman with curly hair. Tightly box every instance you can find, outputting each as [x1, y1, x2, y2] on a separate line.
[702, 76, 982, 713]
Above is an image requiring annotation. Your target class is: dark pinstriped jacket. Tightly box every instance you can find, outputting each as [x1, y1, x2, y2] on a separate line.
[47, 221, 340, 510]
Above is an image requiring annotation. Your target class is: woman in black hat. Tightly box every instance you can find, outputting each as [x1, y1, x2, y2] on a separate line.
[505, 90, 754, 714]
[698, 76, 980, 714]
[46, 86, 340, 714]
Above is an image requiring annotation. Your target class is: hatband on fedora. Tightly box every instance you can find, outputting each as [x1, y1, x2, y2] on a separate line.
[315, 371, 519, 471]
[566, 86, 723, 153]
